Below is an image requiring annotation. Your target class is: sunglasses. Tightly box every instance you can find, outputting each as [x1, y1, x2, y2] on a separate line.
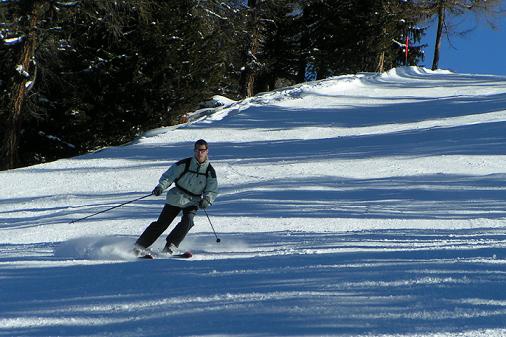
[195, 148, 208, 153]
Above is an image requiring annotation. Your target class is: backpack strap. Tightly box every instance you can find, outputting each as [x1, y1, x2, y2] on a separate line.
[174, 157, 192, 185]
[174, 157, 213, 197]
[206, 163, 216, 179]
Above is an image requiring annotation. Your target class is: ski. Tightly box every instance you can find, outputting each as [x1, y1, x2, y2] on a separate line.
[137, 251, 192, 260]
[171, 251, 193, 259]
[138, 254, 155, 259]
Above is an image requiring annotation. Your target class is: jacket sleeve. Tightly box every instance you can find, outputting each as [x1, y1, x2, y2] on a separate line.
[203, 165, 218, 205]
[156, 161, 186, 191]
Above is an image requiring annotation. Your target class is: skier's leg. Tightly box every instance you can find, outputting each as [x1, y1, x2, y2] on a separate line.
[164, 206, 198, 250]
[135, 204, 180, 248]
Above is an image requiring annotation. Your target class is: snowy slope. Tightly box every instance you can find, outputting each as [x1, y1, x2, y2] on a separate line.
[1, 67, 506, 336]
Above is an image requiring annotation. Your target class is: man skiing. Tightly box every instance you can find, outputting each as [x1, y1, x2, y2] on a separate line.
[134, 139, 218, 256]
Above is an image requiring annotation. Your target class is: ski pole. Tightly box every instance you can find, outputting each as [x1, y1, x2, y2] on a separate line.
[203, 209, 221, 243]
[69, 193, 153, 224]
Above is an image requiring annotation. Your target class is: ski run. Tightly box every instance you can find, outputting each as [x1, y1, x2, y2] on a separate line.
[1, 67, 506, 337]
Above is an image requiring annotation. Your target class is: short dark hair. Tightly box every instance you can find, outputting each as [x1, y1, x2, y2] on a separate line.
[194, 139, 208, 149]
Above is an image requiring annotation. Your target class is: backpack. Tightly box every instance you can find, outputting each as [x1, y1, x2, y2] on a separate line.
[174, 157, 215, 197]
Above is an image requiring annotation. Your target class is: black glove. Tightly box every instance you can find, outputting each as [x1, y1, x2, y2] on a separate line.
[152, 185, 163, 196]
[199, 197, 211, 209]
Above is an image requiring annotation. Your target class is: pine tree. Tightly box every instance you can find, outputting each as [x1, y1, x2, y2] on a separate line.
[0, 0, 435, 170]
[0, 1, 80, 169]
[238, 0, 308, 96]
[240, 0, 264, 97]
[373, 0, 426, 71]
[0, 1, 160, 168]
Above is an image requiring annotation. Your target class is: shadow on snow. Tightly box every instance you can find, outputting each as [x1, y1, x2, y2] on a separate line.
[1, 229, 506, 336]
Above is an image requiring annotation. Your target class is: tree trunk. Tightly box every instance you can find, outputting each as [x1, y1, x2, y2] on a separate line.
[1, 2, 41, 170]
[431, 2, 445, 70]
[297, 8, 309, 83]
[376, 51, 385, 73]
[246, 26, 261, 97]
[242, 0, 261, 97]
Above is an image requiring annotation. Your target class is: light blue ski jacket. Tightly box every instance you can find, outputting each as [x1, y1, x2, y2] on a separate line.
[156, 156, 218, 208]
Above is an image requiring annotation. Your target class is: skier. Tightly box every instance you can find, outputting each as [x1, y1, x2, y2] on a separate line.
[133, 139, 218, 256]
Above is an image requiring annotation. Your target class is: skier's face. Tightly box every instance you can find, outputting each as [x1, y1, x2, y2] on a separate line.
[194, 145, 208, 163]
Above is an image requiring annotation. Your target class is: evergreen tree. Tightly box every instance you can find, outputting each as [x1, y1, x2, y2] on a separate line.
[168, 1, 245, 107]
[0, 1, 81, 169]
[238, 0, 308, 96]
[1, 1, 243, 169]
[239, 0, 266, 97]
[0, 0, 433, 170]
[257, 1, 307, 90]
[373, 0, 426, 71]
[0, 1, 160, 168]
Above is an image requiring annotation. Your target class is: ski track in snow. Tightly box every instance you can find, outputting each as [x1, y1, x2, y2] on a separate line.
[1, 67, 506, 336]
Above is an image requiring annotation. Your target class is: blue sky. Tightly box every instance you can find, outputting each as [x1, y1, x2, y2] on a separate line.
[420, 11, 506, 76]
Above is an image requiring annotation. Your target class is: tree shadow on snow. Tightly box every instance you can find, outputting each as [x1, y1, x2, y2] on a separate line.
[214, 173, 506, 220]
[1, 229, 506, 336]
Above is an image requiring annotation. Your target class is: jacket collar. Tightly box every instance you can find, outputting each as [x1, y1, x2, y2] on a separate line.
[192, 156, 209, 171]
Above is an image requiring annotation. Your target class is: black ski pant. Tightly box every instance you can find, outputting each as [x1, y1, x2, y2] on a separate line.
[135, 204, 197, 249]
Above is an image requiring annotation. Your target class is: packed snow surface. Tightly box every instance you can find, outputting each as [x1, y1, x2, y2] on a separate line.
[1, 67, 506, 336]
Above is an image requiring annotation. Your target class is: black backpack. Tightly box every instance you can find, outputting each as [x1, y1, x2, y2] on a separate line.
[173, 157, 215, 196]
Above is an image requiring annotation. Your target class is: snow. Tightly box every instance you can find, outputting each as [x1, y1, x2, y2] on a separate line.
[1, 66, 506, 336]
[3, 36, 24, 46]
[15, 64, 29, 78]
[0, 35, 25, 46]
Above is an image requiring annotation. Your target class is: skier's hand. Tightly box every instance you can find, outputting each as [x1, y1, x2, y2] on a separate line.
[152, 186, 163, 196]
[199, 197, 210, 209]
